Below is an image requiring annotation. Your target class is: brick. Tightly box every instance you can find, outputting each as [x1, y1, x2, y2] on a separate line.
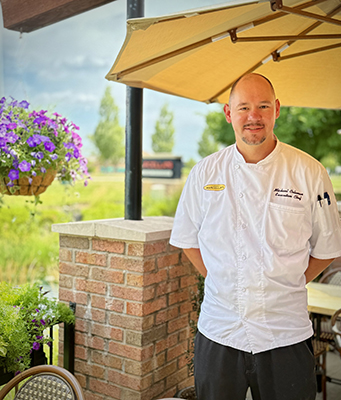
[60, 236, 90, 249]
[59, 288, 75, 302]
[74, 373, 86, 388]
[167, 342, 188, 362]
[126, 273, 144, 287]
[110, 256, 155, 273]
[168, 315, 189, 334]
[91, 267, 124, 284]
[143, 269, 168, 286]
[121, 389, 141, 400]
[75, 292, 88, 305]
[91, 351, 123, 370]
[59, 248, 72, 262]
[107, 370, 152, 391]
[92, 309, 106, 323]
[168, 290, 189, 306]
[109, 314, 143, 331]
[125, 359, 153, 377]
[92, 238, 125, 254]
[74, 345, 87, 360]
[75, 332, 88, 346]
[155, 333, 178, 355]
[91, 295, 106, 309]
[127, 241, 167, 256]
[180, 302, 192, 315]
[110, 286, 143, 301]
[59, 275, 73, 289]
[156, 280, 179, 296]
[155, 306, 179, 325]
[180, 274, 198, 289]
[59, 262, 89, 278]
[109, 342, 153, 362]
[75, 278, 106, 295]
[142, 297, 167, 316]
[89, 336, 105, 350]
[75, 251, 107, 266]
[106, 298, 125, 313]
[179, 328, 190, 342]
[89, 379, 121, 399]
[84, 391, 104, 400]
[166, 367, 189, 390]
[178, 353, 189, 369]
[153, 361, 177, 383]
[90, 323, 123, 341]
[181, 251, 190, 263]
[157, 253, 179, 269]
[140, 381, 165, 400]
[75, 319, 88, 333]
[169, 265, 189, 279]
[126, 302, 143, 317]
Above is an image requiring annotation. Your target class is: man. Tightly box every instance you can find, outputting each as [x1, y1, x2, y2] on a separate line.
[170, 73, 341, 400]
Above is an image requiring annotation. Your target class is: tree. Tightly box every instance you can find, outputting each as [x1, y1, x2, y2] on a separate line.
[198, 106, 341, 164]
[151, 104, 175, 153]
[90, 87, 124, 166]
[197, 107, 235, 158]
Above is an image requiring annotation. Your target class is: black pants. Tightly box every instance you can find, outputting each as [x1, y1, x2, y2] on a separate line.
[194, 331, 317, 400]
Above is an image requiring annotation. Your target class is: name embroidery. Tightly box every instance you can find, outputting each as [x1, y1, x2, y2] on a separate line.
[204, 184, 226, 191]
[273, 188, 303, 201]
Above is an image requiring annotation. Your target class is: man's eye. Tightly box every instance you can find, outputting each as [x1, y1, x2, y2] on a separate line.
[260, 105, 269, 109]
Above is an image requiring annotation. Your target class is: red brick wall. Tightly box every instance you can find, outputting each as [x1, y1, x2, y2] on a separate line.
[58, 235, 197, 400]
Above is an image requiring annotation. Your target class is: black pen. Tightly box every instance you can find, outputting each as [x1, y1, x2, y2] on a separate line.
[317, 195, 323, 207]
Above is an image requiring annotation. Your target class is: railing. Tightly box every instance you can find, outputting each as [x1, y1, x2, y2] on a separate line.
[0, 302, 76, 386]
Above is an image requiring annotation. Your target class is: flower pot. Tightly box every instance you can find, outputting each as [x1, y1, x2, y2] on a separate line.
[176, 386, 197, 399]
[0, 366, 14, 386]
[0, 170, 57, 196]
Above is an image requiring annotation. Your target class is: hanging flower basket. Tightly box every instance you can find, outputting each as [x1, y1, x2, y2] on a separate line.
[0, 97, 90, 198]
[0, 169, 57, 196]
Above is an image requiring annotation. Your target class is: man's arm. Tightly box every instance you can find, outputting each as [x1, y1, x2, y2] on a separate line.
[184, 248, 207, 278]
[305, 256, 335, 283]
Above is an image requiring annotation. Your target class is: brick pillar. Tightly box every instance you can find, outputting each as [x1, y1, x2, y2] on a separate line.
[52, 217, 197, 400]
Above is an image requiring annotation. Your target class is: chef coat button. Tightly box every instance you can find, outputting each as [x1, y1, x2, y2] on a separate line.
[244, 316, 248, 321]
[239, 192, 244, 198]
[242, 287, 246, 292]
[242, 223, 247, 229]
[242, 255, 246, 261]
[234, 165, 240, 170]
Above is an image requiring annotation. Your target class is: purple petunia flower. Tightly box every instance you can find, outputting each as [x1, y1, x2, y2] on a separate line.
[44, 141, 55, 152]
[50, 154, 58, 161]
[36, 335, 43, 340]
[27, 137, 38, 147]
[19, 160, 31, 172]
[65, 152, 72, 162]
[36, 152, 44, 160]
[40, 167, 46, 173]
[32, 342, 40, 351]
[8, 169, 19, 180]
[73, 148, 80, 159]
[40, 319, 46, 326]
[7, 122, 17, 130]
[6, 132, 19, 143]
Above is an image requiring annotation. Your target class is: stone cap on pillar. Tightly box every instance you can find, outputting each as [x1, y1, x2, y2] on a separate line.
[52, 216, 174, 242]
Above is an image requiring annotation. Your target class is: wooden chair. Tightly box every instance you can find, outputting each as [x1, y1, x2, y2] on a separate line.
[0, 365, 84, 400]
[312, 338, 328, 400]
[331, 308, 341, 356]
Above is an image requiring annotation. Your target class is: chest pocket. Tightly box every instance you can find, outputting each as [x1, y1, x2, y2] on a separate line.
[265, 202, 311, 253]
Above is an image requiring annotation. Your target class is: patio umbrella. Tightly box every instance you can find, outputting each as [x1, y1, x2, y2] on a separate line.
[106, 0, 341, 109]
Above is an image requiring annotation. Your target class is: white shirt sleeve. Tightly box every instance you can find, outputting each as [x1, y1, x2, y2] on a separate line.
[170, 166, 202, 249]
[310, 169, 341, 259]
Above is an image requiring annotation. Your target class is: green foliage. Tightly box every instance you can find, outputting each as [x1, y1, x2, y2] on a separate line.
[320, 153, 339, 173]
[197, 107, 234, 158]
[198, 106, 341, 163]
[142, 189, 181, 217]
[275, 107, 341, 162]
[151, 104, 175, 153]
[90, 87, 125, 166]
[0, 283, 75, 373]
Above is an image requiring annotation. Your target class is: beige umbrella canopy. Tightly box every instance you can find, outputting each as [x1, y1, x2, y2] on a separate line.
[106, 0, 341, 109]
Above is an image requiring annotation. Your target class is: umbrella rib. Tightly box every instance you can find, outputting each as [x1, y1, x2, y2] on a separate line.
[207, 4, 341, 103]
[274, 42, 341, 61]
[279, 5, 341, 27]
[234, 34, 341, 41]
[115, 0, 329, 80]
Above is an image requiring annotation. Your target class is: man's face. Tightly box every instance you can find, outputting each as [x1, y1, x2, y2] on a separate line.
[224, 75, 280, 150]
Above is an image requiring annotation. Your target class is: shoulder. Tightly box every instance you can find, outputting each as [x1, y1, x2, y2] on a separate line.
[278, 142, 326, 175]
[191, 145, 234, 177]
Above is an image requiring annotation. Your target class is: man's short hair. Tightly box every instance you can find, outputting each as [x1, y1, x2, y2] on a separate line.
[229, 74, 275, 104]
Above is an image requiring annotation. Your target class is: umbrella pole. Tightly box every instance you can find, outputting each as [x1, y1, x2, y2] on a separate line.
[125, 0, 144, 220]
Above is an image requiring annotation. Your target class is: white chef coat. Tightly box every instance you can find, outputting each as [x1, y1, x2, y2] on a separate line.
[170, 140, 341, 354]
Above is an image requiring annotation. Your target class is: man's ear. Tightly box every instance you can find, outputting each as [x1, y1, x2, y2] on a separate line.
[275, 99, 280, 119]
[223, 104, 232, 123]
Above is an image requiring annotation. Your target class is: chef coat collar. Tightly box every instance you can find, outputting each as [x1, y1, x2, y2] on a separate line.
[233, 136, 281, 166]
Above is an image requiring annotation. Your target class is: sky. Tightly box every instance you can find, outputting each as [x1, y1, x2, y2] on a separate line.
[0, 0, 232, 162]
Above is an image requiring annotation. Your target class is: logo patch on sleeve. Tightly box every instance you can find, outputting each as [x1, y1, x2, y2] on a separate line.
[204, 184, 225, 191]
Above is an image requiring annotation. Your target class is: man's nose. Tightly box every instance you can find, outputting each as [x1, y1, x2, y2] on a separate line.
[247, 108, 261, 120]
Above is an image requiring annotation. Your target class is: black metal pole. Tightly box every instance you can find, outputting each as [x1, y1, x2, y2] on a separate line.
[125, 0, 144, 220]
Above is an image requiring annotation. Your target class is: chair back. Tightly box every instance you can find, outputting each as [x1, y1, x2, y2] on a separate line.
[332, 308, 341, 356]
[319, 267, 341, 285]
[0, 365, 84, 400]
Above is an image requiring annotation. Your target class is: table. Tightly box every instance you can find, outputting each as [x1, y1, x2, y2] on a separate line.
[307, 282, 341, 316]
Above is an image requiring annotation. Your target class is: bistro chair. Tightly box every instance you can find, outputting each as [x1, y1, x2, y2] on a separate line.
[331, 308, 341, 356]
[315, 268, 341, 345]
[0, 365, 84, 400]
[312, 337, 328, 400]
